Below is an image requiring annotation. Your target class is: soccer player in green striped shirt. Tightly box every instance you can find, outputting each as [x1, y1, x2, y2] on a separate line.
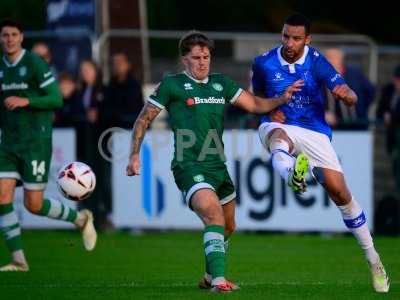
[0, 19, 97, 272]
[126, 31, 303, 292]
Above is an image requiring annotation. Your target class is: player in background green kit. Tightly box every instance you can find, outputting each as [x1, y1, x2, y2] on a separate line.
[0, 19, 97, 272]
[126, 31, 303, 292]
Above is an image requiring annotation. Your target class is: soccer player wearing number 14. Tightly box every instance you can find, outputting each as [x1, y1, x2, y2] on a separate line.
[0, 19, 97, 271]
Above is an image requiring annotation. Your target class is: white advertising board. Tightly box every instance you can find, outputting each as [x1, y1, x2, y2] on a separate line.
[112, 130, 372, 232]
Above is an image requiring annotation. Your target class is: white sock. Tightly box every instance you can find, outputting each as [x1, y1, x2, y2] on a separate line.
[365, 247, 380, 265]
[12, 250, 27, 265]
[269, 139, 294, 183]
[337, 197, 379, 264]
[211, 276, 226, 286]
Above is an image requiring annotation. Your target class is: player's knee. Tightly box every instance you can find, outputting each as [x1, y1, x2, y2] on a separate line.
[208, 209, 225, 226]
[0, 184, 14, 204]
[267, 130, 292, 153]
[0, 191, 12, 204]
[191, 190, 225, 225]
[203, 203, 225, 226]
[23, 197, 43, 214]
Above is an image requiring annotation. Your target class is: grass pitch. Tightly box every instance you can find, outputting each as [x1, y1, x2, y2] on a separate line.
[0, 231, 398, 299]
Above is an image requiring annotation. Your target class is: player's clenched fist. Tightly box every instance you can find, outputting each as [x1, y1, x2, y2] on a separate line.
[4, 96, 29, 110]
[126, 154, 141, 176]
[332, 84, 357, 106]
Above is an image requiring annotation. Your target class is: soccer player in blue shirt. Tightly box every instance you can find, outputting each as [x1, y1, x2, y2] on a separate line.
[252, 13, 389, 293]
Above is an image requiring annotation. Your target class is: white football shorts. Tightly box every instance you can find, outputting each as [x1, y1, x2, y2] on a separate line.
[258, 122, 343, 173]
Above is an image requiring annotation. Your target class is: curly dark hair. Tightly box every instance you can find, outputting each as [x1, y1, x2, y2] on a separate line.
[178, 30, 214, 56]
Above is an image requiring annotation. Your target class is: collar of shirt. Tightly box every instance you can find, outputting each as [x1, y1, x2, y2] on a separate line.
[183, 71, 209, 84]
[277, 45, 309, 73]
[3, 49, 26, 67]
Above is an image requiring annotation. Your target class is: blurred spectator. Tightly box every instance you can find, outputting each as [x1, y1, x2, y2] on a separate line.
[102, 53, 144, 128]
[75, 60, 113, 231]
[377, 65, 400, 152]
[32, 41, 58, 77]
[324, 48, 375, 130]
[75, 60, 103, 124]
[98, 53, 144, 231]
[225, 70, 258, 129]
[376, 65, 400, 188]
[54, 72, 78, 127]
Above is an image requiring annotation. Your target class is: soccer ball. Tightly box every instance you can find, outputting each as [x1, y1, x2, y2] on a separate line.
[57, 162, 96, 201]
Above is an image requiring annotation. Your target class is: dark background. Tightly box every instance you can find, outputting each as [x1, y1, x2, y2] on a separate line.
[0, 0, 397, 44]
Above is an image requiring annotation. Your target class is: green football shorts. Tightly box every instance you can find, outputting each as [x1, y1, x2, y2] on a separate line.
[0, 138, 52, 190]
[172, 163, 236, 209]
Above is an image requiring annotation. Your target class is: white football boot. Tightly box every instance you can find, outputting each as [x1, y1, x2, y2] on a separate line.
[369, 258, 390, 293]
[0, 262, 29, 272]
[79, 209, 97, 251]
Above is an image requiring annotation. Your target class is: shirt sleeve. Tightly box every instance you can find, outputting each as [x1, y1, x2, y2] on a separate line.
[313, 53, 346, 91]
[147, 77, 171, 110]
[28, 55, 62, 109]
[251, 56, 266, 95]
[33, 56, 57, 89]
[222, 75, 243, 105]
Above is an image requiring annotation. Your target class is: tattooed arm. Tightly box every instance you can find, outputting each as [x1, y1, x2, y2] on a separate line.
[126, 102, 162, 176]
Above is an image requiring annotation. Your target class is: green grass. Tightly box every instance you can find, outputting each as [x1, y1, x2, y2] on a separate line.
[0, 231, 399, 299]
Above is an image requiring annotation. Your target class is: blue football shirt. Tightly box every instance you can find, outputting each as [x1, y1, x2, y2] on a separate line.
[252, 45, 346, 139]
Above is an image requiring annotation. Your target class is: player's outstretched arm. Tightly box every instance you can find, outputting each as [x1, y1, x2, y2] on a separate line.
[126, 102, 161, 176]
[332, 84, 358, 106]
[234, 80, 303, 113]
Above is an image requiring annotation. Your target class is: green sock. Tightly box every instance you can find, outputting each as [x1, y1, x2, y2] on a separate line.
[204, 225, 225, 282]
[36, 198, 78, 223]
[205, 236, 230, 278]
[0, 203, 23, 252]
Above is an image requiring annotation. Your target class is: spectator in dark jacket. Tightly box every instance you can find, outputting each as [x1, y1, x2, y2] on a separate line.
[75, 60, 104, 123]
[54, 72, 78, 127]
[32, 41, 58, 78]
[102, 53, 144, 128]
[75, 60, 112, 230]
[376, 65, 400, 154]
[324, 48, 375, 130]
[376, 65, 400, 190]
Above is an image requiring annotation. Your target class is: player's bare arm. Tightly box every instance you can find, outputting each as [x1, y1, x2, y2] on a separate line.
[253, 91, 286, 123]
[126, 102, 161, 176]
[234, 79, 303, 113]
[332, 84, 357, 106]
[4, 96, 29, 110]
